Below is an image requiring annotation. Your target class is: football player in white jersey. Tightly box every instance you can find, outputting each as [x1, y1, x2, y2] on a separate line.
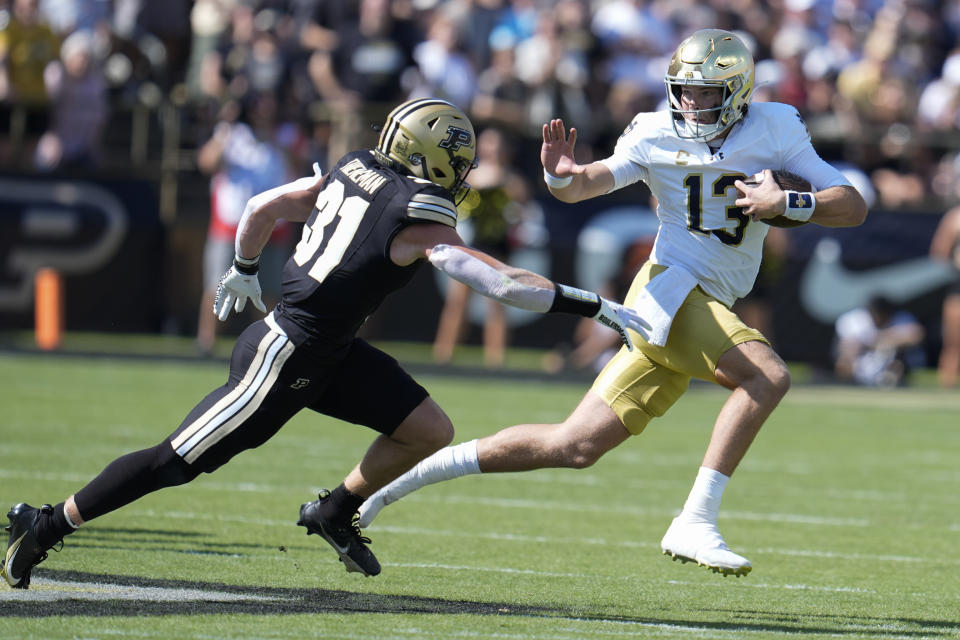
[357, 30, 867, 577]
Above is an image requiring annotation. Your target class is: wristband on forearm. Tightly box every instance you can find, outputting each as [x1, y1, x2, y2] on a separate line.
[783, 191, 816, 222]
[548, 283, 602, 317]
[233, 254, 260, 275]
[543, 169, 573, 189]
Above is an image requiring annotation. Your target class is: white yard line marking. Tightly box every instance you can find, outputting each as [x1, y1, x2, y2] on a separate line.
[389, 562, 878, 594]
[756, 547, 960, 565]
[416, 495, 871, 527]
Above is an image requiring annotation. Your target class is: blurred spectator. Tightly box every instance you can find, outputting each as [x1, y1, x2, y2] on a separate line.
[432, 127, 537, 368]
[871, 165, 926, 209]
[488, 0, 537, 51]
[134, 0, 192, 88]
[185, 0, 236, 101]
[0, 0, 59, 105]
[917, 48, 960, 132]
[194, 92, 296, 355]
[512, 9, 593, 139]
[0, 0, 60, 161]
[39, 0, 110, 35]
[409, 10, 476, 107]
[34, 29, 108, 170]
[835, 8, 903, 132]
[198, 4, 287, 104]
[803, 18, 859, 81]
[456, 0, 504, 72]
[306, 0, 419, 158]
[929, 205, 960, 387]
[306, 0, 419, 106]
[833, 295, 925, 387]
[470, 42, 527, 130]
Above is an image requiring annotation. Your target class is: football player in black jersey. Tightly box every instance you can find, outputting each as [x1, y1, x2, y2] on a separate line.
[3, 99, 650, 587]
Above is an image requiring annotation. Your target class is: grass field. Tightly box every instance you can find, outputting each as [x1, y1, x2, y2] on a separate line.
[1, 349, 959, 639]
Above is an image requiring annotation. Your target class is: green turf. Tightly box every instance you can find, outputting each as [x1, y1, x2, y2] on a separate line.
[1, 351, 958, 639]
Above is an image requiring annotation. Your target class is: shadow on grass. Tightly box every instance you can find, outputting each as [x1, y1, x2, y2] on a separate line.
[4, 569, 553, 618]
[62, 525, 359, 556]
[3, 570, 958, 637]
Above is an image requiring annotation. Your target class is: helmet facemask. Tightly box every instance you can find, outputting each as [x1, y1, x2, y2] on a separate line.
[408, 144, 478, 206]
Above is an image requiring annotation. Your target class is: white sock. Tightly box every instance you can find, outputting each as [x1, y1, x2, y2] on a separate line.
[357, 440, 480, 527]
[680, 466, 729, 523]
[409, 439, 481, 488]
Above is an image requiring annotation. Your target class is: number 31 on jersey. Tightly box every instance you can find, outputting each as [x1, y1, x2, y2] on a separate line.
[293, 179, 369, 283]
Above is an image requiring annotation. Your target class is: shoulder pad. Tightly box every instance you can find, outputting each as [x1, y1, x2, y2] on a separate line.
[406, 185, 458, 227]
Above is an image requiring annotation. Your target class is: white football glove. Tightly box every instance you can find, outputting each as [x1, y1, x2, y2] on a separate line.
[213, 264, 266, 321]
[594, 297, 650, 351]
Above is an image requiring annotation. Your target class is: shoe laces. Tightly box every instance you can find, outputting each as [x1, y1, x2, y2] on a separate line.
[314, 491, 371, 545]
[350, 514, 371, 546]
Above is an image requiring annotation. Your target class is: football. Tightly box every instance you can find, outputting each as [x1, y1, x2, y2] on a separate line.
[742, 170, 813, 228]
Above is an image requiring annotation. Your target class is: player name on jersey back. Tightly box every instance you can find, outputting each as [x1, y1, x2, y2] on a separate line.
[341, 158, 388, 195]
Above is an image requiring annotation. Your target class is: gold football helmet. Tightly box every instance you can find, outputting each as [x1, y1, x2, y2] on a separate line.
[376, 98, 478, 204]
[665, 29, 755, 142]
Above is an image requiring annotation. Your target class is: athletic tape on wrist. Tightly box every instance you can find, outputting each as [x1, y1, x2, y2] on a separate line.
[783, 191, 816, 221]
[234, 254, 260, 275]
[543, 169, 573, 189]
[549, 283, 602, 317]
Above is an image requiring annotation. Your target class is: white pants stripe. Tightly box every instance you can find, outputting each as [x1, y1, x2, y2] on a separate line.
[172, 328, 295, 464]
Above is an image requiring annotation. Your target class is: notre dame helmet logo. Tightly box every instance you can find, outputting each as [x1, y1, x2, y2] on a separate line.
[438, 126, 473, 152]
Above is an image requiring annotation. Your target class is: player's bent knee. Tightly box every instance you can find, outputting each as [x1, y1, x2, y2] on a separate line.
[391, 400, 454, 452]
[767, 364, 792, 399]
[777, 367, 792, 395]
[156, 440, 202, 487]
[420, 415, 455, 452]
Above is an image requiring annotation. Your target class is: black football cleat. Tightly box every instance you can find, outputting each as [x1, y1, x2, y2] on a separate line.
[297, 491, 381, 577]
[2, 503, 57, 589]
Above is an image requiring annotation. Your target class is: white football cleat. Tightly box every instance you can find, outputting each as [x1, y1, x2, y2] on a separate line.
[660, 516, 752, 577]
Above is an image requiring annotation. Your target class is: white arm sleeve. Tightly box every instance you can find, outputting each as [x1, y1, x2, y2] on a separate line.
[234, 165, 323, 256]
[428, 244, 555, 312]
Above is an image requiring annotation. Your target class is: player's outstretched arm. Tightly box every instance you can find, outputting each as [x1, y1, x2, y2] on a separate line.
[427, 244, 649, 350]
[541, 118, 615, 203]
[391, 222, 649, 348]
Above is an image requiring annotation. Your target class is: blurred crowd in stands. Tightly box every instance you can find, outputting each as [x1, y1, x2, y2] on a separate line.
[2, 0, 960, 212]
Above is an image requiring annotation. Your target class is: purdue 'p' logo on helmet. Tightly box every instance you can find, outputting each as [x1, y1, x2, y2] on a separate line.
[665, 29, 755, 142]
[376, 99, 478, 204]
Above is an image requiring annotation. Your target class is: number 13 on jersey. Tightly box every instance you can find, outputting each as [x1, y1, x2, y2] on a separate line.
[293, 179, 369, 283]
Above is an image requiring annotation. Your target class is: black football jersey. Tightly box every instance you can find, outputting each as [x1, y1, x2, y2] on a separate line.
[274, 150, 458, 356]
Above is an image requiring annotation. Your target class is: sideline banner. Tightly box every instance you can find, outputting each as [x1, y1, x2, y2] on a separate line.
[771, 211, 951, 367]
[0, 174, 164, 332]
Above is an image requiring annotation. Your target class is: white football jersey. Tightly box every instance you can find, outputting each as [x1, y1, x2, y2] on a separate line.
[599, 102, 850, 306]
